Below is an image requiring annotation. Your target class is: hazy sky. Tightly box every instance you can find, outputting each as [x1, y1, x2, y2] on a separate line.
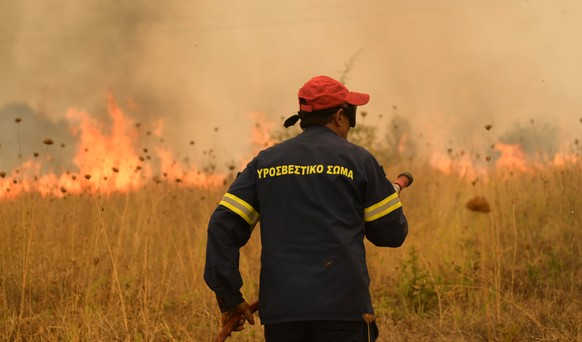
[1, 0, 581, 168]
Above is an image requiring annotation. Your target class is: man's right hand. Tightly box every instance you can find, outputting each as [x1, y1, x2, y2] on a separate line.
[220, 301, 255, 333]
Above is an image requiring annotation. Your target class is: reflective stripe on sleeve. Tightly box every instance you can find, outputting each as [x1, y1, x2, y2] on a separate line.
[364, 193, 402, 222]
[219, 193, 260, 226]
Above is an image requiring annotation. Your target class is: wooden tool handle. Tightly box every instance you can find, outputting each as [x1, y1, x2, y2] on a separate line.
[215, 301, 259, 342]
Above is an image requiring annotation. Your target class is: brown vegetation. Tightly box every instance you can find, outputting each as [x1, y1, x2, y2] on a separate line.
[0, 159, 580, 341]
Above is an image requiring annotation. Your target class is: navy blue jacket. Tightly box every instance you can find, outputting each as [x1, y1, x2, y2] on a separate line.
[204, 126, 408, 324]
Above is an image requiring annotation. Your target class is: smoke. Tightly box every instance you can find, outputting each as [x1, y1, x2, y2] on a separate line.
[0, 2, 169, 115]
[0, 103, 75, 171]
[1, 0, 581, 171]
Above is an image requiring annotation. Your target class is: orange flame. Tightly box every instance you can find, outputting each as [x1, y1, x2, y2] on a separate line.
[494, 143, 531, 172]
[428, 141, 579, 183]
[66, 95, 144, 191]
[249, 112, 277, 155]
[428, 149, 486, 180]
[2, 103, 578, 199]
[0, 95, 226, 200]
[397, 133, 409, 153]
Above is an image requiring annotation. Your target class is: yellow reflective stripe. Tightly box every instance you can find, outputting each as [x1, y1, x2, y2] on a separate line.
[219, 193, 259, 226]
[364, 193, 402, 222]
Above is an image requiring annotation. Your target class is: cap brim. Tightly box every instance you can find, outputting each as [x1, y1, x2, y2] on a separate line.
[345, 92, 370, 106]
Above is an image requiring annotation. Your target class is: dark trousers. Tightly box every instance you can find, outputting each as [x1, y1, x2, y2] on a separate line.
[264, 320, 379, 342]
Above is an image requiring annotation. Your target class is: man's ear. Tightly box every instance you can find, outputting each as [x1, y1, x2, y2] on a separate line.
[333, 108, 344, 126]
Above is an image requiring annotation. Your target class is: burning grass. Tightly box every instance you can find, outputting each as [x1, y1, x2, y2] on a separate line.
[0, 101, 580, 340]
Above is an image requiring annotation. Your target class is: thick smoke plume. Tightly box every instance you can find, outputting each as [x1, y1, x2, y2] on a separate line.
[1, 0, 581, 172]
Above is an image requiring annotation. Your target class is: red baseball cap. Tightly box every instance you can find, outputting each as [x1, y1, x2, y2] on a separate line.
[298, 75, 370, 112]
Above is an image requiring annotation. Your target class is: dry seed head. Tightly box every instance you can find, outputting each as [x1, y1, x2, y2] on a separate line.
[15, 118, 21, 123]
[485, 156, 492, 161]
[466, 196, 491, 213]
[60, 186, 67, 194]
[190, 140, 195, 145]
[112, 167, 119, 173]
[71, 175, 77, 180]
[33, 152, 39, 157]
[484, 124, 493, 131]
[0, 171, 6, 178]
[84, 174, 91, 180]
[362, 313, 375, 323]
[43, 138, 54, 145]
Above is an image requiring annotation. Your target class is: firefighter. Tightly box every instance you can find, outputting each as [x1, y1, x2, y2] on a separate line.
[204, 75, 409, 341]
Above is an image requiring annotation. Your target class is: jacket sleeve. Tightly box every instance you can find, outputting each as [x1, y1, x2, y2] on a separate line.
[203, 160, 260, 312]
[362, 157, 408, 247]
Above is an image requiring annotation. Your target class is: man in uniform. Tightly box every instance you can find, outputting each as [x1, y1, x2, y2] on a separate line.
[204, 75, 409, 341]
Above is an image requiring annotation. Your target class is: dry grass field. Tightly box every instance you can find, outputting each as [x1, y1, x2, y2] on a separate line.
[1, 158, 580, 341]
[1, 110, 581, 341]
